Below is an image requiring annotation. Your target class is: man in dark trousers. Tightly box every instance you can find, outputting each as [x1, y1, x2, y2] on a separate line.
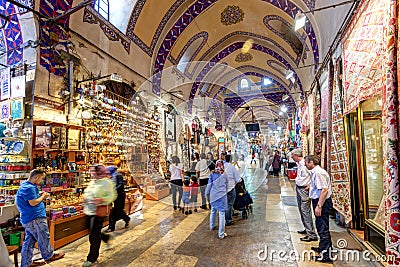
[106, 163, 130, 232]
[305, 155, 333, 263]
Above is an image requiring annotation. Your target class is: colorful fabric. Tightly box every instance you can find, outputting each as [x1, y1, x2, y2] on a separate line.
[314, 91, 322, 157]
[307, 94, 314, 154]
[383, 0, 399, 264]
[330, 63, 352, 224]
[0, 0, 24, 65]
[320, 77, 330, 131]
[342, 0, 387, 114]
[39, 0, 73, 76]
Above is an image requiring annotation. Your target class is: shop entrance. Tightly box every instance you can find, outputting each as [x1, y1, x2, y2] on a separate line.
[346, 95, 385, 254]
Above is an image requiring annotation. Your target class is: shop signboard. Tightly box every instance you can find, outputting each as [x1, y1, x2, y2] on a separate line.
[0, 68, 10, 100]
[10, 75, 25, 99]
[11, 98, 24, 120]
[0, 100, 10, 121]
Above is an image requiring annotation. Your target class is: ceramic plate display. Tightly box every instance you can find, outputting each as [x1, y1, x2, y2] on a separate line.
[12, 140, 24, 154]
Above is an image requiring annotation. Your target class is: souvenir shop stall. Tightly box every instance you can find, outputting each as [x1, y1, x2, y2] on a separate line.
[0, 68, 172, 248]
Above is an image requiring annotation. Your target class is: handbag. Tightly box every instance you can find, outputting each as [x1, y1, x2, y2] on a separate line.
[96, 204, 112, 217]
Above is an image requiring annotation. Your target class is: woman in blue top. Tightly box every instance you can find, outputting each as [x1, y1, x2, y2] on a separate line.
[205, 160, 229, 239]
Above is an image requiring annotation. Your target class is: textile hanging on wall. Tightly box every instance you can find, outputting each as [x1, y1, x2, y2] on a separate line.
[313, 90, 322, 158]
[307, 94, 315, 155]
[320, 74, 330, 132]
[39, 0, 74, 76]
[300, 101, 310, 134]
[383, 0, 399, 264]
[342, 0, 387, 114]
[330, 63, 352, 224]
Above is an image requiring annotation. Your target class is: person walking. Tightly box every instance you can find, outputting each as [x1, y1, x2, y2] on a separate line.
[224, 154, 241, 226]
[206, 161, 229, 239]
[82, 164, 117, 267]
[272, 150, 281, 176]
[304, 155, 334, 263]
[206, 152, 216, 172]
[16, 169, 65, 267]
[258, 150, 265, 169]
[105, 163, 130, 232]
[195, 153, 210, 209]
[291, 149, 318, 242]
[170, 156, 184, 211]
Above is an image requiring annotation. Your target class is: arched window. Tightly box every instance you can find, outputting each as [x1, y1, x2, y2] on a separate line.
[94, 0, 138, 33]
[239, 78, 250, 90]
[94, 0, 109, 20]
[176, 32, 208, 74]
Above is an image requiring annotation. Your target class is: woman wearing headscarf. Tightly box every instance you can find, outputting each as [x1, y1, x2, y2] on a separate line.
[82, 164, 117, 267]
[205, 160, 229, 239]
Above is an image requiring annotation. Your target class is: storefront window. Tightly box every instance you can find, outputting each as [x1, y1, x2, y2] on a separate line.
[362, 95, 384, 227]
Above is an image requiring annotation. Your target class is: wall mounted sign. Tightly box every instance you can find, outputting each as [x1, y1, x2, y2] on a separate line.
[0, 100, 10, 121]
[11, 98, 24, 120]
[11, 75, 25, 99]
[0, 68, 10, 100]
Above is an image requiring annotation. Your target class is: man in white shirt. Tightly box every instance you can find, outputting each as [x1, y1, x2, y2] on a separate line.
[291, 149, 317, 242]
[224, 154, 241, 225]
[305, 155, 333, 263]
[195, 153, 211, 209]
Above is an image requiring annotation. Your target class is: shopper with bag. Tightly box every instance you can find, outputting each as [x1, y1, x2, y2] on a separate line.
[82, 164, 117, 267]
[106, 162, 130, 233]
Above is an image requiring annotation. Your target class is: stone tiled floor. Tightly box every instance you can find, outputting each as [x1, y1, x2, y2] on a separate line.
[12, 159, 382, 266]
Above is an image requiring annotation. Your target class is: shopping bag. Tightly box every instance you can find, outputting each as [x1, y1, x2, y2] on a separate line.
[96, 204, 111, 217]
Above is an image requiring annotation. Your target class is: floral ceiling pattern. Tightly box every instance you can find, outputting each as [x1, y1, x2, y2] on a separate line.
[220, 5, 244, 26]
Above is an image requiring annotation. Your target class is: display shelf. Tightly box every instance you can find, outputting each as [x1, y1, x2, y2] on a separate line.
[0, 162, 29, 165]
[0, 171, 29, 174]
[0, 137, 30, 141]
[33, 119, 87, 129]
[0, 178, 27, 180]
[33, 148, 86, 152]
[45, 171, 70, 174]
[43, 188, 74, 193]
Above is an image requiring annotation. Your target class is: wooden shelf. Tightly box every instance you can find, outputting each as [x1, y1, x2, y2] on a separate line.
[33, 148, 86, 152]
[33, 119, 86, 129]
[45, 171, 69, 174]
[0, 171, 29, 174]
[0, 137, 30, 141]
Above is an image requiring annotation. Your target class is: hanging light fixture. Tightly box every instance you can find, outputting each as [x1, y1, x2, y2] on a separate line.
[285, 70, 294, 80]
[282, 94, 290, 101]
[294, 0, 355, 31]
[294, 12, 306, 31]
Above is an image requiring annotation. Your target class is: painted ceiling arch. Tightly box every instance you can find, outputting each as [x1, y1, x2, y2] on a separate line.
[150, 0, 320, 95]
[187, 41, 302, 112]
[205, 65, 296, 98]
[173, 30, 305, 81]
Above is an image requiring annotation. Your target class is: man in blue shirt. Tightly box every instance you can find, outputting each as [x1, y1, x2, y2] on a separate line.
[304, 155, 333, 264]
[16, 169, 64, 267]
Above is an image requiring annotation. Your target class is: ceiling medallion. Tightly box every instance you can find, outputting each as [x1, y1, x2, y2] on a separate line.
[221, 5, 244, 26]
[235, 53, 253, 63]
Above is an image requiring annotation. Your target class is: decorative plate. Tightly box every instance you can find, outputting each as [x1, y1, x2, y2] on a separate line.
[12, 141, 24, 154]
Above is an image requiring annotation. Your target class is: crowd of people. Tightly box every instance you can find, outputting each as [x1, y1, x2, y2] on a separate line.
[2, 145, 333, 265]
[170, 151, 241, 239]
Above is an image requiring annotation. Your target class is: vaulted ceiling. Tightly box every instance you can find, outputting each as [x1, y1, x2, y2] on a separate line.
[1, 0, 356, 130]
[120, 0, 354, 128]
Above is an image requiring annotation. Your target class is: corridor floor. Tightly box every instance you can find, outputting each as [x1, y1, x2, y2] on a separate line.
[35, 163, 381, 267]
